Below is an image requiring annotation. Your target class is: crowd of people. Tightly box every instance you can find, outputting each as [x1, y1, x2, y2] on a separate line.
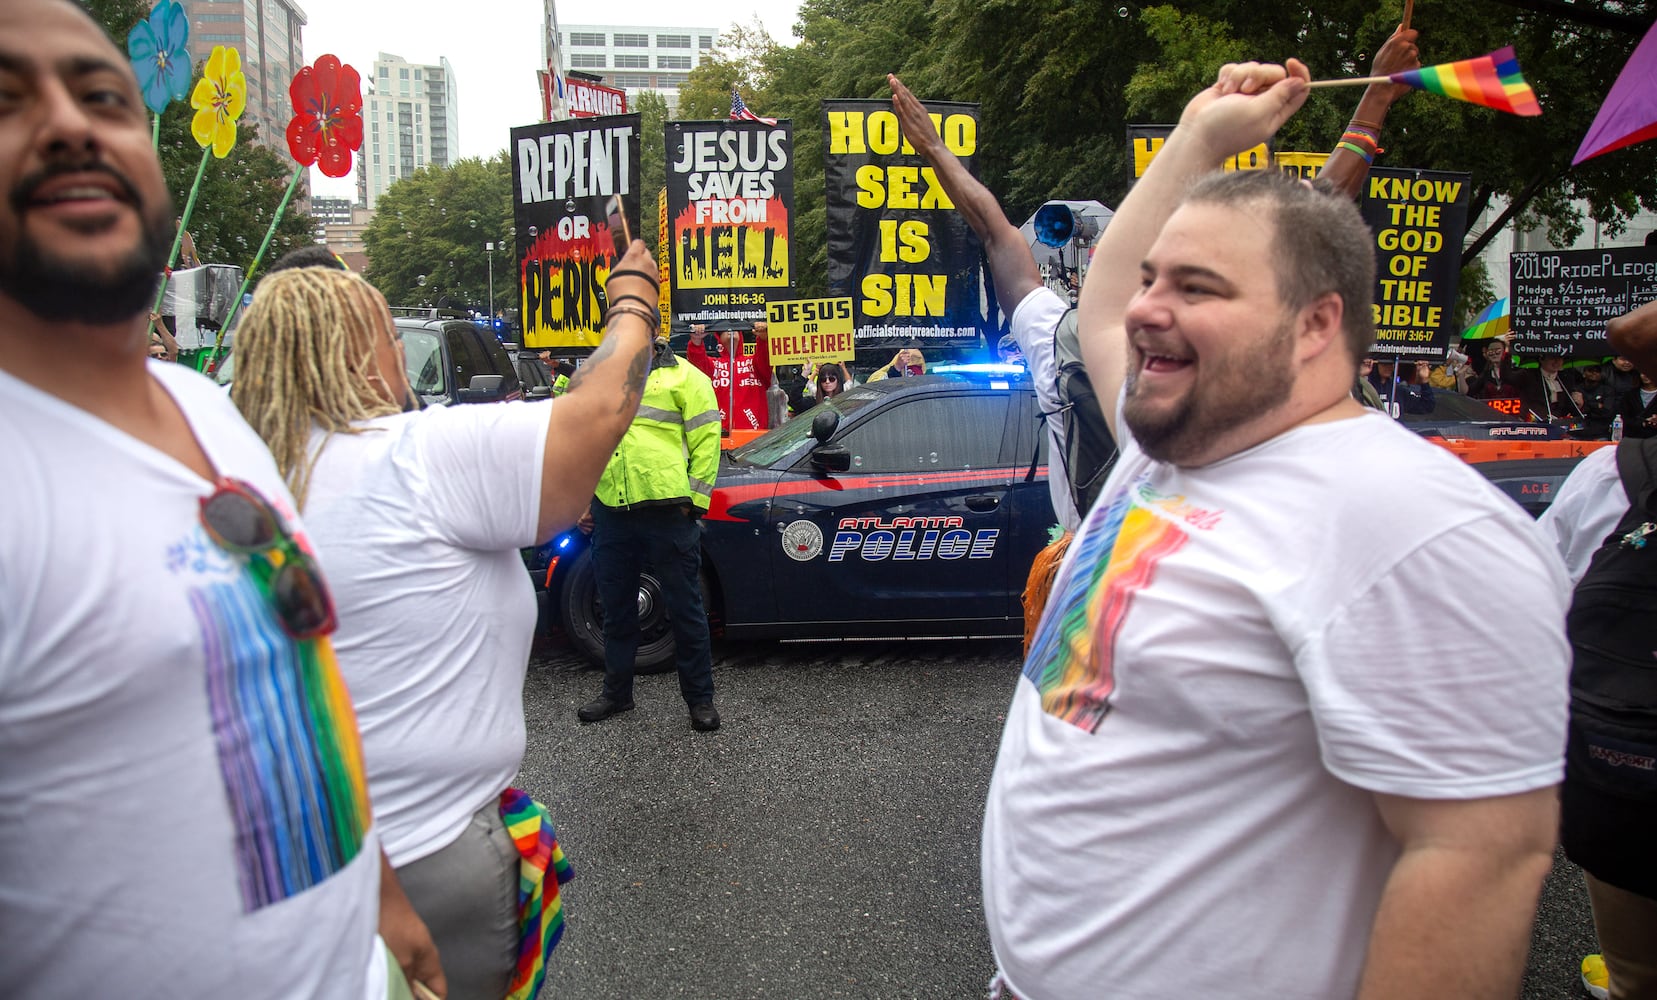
[1359, 336, 1657, 438]
[4, 3, 1656, 1000]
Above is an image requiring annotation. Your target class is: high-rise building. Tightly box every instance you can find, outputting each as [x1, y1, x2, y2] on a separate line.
[311, 196, 355, 242]
[556, 23, 719, 114]
[357, 52, 461, 210]
[176, 0, 307, 156]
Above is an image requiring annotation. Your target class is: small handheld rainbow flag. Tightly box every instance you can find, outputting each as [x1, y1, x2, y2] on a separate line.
[1460, 297, 1511, 340]
[1308, 47, 1542, 116]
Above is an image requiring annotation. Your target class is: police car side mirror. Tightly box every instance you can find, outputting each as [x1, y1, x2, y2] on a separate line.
[810, 445, 852, 473]
[810, 409, 839, 444]
[524, 385, 552, 401]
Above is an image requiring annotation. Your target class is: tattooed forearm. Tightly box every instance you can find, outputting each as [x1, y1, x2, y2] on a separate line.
[565, 329, 619, 395]
[617, 344, 649, 414]
[564, 314, 650, 406]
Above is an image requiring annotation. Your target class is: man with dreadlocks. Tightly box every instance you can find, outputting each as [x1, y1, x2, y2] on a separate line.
[0, 1, 387, 996]
[230, 248, 659, 998]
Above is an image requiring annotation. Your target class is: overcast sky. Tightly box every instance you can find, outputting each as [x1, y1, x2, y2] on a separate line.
[302, 0, 802, 199]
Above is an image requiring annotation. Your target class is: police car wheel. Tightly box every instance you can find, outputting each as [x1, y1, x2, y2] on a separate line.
[559, 547, 678, 674]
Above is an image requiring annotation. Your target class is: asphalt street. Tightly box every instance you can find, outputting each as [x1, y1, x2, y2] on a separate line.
[518, 634, 1599, 1000]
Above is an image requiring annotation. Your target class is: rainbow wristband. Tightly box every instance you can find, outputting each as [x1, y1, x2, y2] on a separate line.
[1336, 141, 1375, 164]
[1338, 127, 1381, 163]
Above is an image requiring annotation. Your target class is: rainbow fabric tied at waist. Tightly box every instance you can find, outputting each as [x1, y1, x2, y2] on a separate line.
[500, 787, 575, 1000]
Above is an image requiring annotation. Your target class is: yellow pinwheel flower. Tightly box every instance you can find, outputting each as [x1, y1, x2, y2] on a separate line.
[190, 45, 247, 158]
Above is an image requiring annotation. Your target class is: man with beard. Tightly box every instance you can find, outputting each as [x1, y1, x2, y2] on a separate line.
[0, 2, 388, 997]
[981, 61, 1570, 1000]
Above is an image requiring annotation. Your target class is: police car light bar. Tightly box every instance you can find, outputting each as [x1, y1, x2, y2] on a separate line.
[929, 362, 1027, 376]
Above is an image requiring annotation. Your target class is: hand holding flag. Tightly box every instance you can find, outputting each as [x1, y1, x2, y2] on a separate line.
[1308, 46, 1541, 116]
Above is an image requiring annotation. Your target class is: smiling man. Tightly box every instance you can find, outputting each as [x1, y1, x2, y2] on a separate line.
[0, 1, 387, 997]
[981, 62, 1572, 1000]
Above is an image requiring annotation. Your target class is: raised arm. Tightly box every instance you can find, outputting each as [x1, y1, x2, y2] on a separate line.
[1316, 26, 1419, 200]
[888, 73, 1041, 309]
[1076, 60, 1311, 439]
[535, 240, 657, 540]
[686, 324, 715, 376]
[750, 320, 773, 383]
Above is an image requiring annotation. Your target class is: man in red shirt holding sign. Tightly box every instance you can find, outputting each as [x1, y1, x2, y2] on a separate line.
[689, 320, 773, 432]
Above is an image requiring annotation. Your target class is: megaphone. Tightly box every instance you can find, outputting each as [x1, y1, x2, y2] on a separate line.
[1031, 202, 1101, 248]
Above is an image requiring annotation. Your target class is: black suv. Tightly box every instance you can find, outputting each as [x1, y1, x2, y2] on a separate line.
[396, 317, 524, 406]
[506, 345, 556, 401]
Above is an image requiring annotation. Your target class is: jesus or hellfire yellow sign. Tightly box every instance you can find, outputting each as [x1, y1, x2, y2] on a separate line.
[765, 297, 856, 364]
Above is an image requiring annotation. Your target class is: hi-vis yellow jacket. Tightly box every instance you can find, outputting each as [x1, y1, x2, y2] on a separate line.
[595, 354, 722, 513]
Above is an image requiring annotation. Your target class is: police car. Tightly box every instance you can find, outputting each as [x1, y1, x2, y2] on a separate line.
[534, 367, 1586, 670]
[543, 368, 1058, 670]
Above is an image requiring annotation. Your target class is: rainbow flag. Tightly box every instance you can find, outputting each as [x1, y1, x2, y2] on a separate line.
[1391, 47, 1541, 117]
[1461, 297, 1511, 340]
[501, 788, 574, 1000]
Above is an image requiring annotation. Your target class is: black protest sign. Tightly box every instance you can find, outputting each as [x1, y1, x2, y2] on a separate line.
[511, 114, 641, 350]
[1359, 168, 1470, 357]
[823, 99, 989, 349]
[665, 120, 795, 325]
[1511, 247, 1657, 356]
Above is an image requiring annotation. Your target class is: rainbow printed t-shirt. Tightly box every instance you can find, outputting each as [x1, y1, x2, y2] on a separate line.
[0, 360, 381, 997]
[175, 521, 372, 911]
[983, 411, 1571, 1000]
[1021, 475, 1221, 731]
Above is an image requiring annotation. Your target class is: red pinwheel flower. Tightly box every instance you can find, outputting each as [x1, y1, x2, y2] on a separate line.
[285, 55, 363, 179]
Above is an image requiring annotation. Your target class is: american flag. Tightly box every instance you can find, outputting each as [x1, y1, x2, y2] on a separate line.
[729, 88, 778, 126]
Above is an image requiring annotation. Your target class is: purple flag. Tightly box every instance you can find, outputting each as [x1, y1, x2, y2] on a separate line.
[1573, 20, 1657, 165]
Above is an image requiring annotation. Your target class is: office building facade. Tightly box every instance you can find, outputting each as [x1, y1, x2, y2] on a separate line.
[177, 0, 307, 156]
[357, 52, 461, 209]
[556, 23, 719, 113]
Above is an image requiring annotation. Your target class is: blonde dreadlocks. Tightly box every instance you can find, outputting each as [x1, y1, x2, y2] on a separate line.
[230, 268, 402, 509]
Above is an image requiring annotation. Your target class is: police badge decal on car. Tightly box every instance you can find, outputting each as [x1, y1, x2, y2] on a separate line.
[781, 520, 824, 562]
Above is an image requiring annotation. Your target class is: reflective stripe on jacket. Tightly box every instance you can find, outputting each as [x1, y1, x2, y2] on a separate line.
[595, 356, 721, 512]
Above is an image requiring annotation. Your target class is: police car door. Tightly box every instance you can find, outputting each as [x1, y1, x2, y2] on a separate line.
[770, 389, 1016, 626]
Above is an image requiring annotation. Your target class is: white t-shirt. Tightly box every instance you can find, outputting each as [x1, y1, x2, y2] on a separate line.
[982, 407, 1570, 1000]
[1009, 287, 1078, 530]
[0, 362, 381, 999]
[302, 401, 550, 866]
[1537, 444, 1626, 585]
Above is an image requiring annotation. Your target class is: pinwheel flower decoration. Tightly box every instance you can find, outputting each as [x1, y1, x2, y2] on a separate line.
[126, 0, 192, 114]
[190, 45, 247, 158]
[285, 55, 364, 179]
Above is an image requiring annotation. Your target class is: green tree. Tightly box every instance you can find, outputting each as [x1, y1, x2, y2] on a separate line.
[751, 0, 943, 295]
[86, 0, 149, 44]
[155, 99, 314, 273]
[361, 154, 514, 313]
[1114, 1, 1657, 258]
[635, 90, 670, 258]
[677, 20, 780, 122]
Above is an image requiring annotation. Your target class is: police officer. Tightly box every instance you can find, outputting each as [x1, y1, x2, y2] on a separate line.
[578, 336, 724, 731]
